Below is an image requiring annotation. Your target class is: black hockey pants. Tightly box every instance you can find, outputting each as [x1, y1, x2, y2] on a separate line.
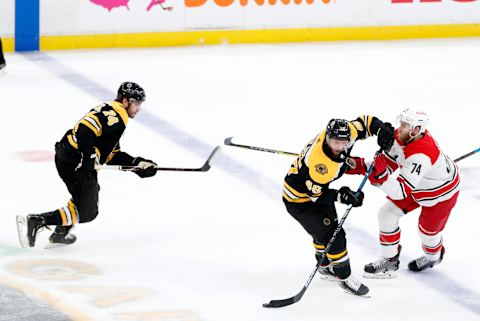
[283, 198, 351, 279]
[53, 142, 100, 224]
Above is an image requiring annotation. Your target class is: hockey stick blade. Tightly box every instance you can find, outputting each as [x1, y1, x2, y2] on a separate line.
[263, 289, 305, 308]
[96, 146, 221, 172]
[224, 136, 234, 146]
[197, 145, 221, 172]
[154, 145, 220, 172]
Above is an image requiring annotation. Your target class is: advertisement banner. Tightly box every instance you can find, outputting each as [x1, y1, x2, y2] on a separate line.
[0, 0, 15, 37]
[40, 0, 480, 36]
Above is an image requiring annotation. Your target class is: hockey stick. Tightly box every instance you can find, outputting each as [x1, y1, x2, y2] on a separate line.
[224, 137, 298, 157]
[263, 148, 383, 308]
[226, 136, 480, 164]
[454, 147, 480, 163]
[95, 146, 220, 172]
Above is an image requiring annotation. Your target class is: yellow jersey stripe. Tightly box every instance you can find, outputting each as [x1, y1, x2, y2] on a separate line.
[87, 113, 103, 135]
[282, 193, 311, 203]
[110, 101, 129, 126]
[94, 147, 101, 161]
[106, 151, 117, 164]
[284, 182, 308, 198]
[347, 122, 359, 141]
[79, 119, 101, 137]
[67, 134, 78, 149]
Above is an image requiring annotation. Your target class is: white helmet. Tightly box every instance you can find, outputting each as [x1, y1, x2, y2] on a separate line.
[396, 108, 429, 134]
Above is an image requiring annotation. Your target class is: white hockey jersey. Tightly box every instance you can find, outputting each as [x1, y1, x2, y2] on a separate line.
[379, 129, 460, 207]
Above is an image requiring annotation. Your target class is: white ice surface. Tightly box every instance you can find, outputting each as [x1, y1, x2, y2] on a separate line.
[0, 38, 479, 321]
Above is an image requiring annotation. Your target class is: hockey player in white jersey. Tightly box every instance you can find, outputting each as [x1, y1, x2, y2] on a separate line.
[350, 108, 459, 278]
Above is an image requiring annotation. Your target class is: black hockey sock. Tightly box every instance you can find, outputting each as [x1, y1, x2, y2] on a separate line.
[42, 210, 63, 226]
[332, 259, 352, 280]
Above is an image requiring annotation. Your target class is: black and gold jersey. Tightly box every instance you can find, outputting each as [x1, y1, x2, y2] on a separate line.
[58, 101, 134, 166]
[283, 115, 383, 204]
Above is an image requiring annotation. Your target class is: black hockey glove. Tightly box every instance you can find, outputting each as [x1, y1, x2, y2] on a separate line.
[337, 186, 364, 207]
[75, 154, 97, 185]
[132, 157, 157, 178]
[377, 122, 395, 151]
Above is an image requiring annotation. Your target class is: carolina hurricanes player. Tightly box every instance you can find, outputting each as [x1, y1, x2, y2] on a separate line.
[349, 108, 460, 278]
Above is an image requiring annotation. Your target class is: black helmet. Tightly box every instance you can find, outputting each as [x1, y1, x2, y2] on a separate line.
[117, 82, 146, 103]
[326, 119, 350, 141]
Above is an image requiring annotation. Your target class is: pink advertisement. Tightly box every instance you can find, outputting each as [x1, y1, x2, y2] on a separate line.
[89, 0, 173, 11]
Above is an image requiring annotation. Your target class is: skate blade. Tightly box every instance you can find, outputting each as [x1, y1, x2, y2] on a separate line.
[318, 274, 339, 282]
[363, 271, 397, 279]
[16, 215, 30, 248]
[341, 289, 372, 298]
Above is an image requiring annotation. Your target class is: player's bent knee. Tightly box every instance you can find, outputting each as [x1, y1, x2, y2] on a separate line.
[378, 201, 403, 225]
[77, 207, 99, 223]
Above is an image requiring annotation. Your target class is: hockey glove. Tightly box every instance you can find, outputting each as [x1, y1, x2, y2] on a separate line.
[337, 186, 364, 207]
[345, 156, 367, 175]
[75, 154, 97, 185]
[369, 153, 389, 186]
[132, 157, 157, 178]
[377, 122, 395, 151]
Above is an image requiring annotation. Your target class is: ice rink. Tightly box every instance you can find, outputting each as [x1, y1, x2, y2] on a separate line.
[0, 38, 479, 321]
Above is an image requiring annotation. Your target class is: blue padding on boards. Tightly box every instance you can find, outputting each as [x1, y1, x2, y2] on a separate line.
[15, 0, 40, 51]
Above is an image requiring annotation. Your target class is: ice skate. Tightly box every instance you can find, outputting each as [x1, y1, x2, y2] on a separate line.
[408, 247, 445, 272]
[317, 265, 338, 282]
[16, 214, 47, 248]
[339, 276, 370, 297]
[45, 225, 77, 249]
[363, 245, 401, 279]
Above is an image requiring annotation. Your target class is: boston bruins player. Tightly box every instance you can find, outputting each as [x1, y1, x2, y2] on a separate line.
[283, 116, 394, 296]
[16, 82, 158, 248]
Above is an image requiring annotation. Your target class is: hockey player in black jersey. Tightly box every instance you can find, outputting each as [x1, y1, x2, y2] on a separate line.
[16, 82, 158, 248]
[283, 116, 394, 296]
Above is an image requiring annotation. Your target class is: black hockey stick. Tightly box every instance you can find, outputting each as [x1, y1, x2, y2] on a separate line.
[224, 137, 299, 157]
[263, 148, 383, 308]
[454, 147, 480, 163]
[96, 146, 220, 172]
[225, 136, 480, 164]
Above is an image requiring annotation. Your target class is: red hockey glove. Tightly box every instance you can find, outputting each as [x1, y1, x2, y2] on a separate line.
[346, 156, 367, 175]
[369, 153, 389, 185]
